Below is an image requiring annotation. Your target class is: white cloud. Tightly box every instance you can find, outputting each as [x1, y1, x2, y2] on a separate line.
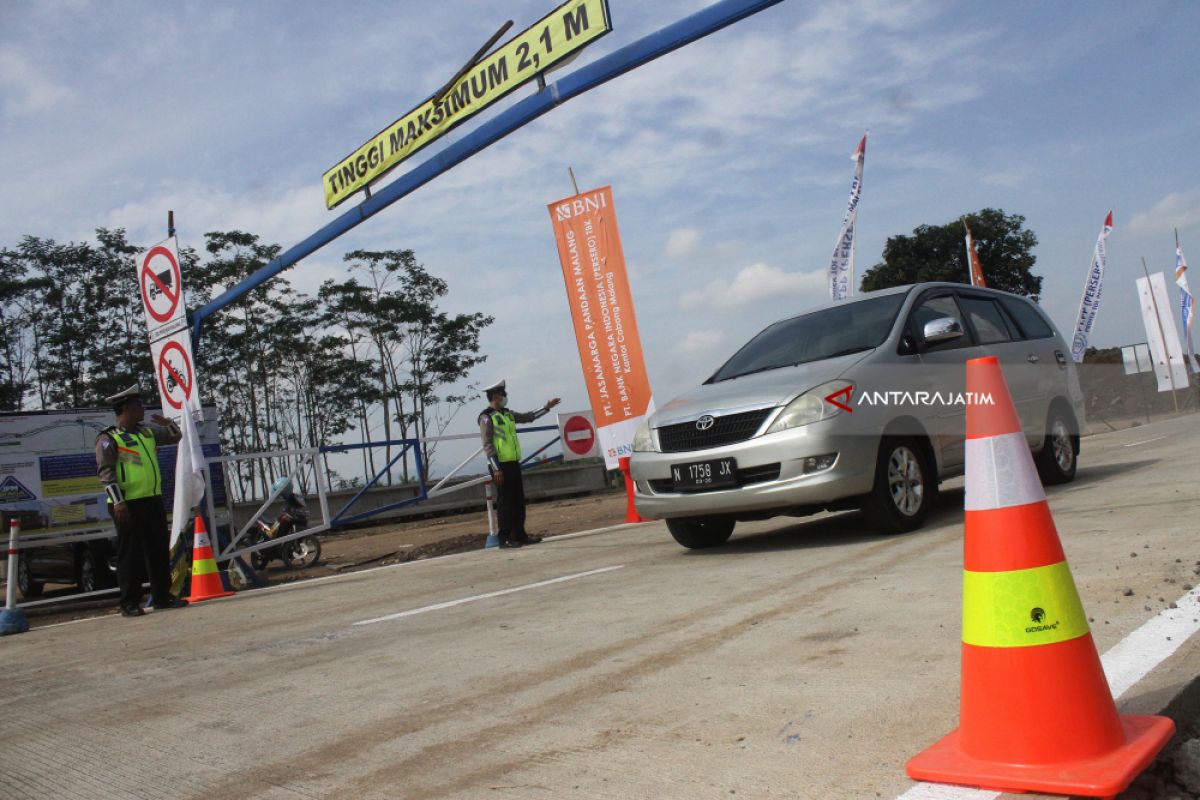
[0, 47, 75, 114]
[1128, 192, 1200, 237]
[674, 329, 725, 357]
[665, 228, 701, 260]
[680, 263, 826, 309]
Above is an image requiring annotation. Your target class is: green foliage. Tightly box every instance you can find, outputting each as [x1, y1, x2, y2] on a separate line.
[0, 229, 493, 494]
[860, 208, 1042, 298]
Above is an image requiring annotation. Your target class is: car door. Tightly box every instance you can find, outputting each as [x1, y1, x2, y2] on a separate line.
[998, 294, 1067, 443]
[903, 291, 974, 472]
[956, 292, 1044, 446]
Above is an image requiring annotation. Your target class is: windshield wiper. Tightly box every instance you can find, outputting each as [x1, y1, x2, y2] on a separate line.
[820, 346, 872, 359]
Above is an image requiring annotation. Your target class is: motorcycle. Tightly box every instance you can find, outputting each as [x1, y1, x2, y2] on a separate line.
[244, 493, 321, 571]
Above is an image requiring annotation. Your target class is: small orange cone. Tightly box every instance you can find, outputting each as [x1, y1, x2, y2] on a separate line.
[906, 356, 1173, 797]
[618, 456, 649, 523]
[186, 515, 235, 602]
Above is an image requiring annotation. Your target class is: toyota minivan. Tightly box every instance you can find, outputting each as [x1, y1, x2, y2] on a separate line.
[629, 283, 1085, 548]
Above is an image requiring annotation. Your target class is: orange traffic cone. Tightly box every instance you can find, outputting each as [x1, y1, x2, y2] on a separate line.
[906, 356, 1173, 797]
[186, 514, 235, 602]
[618, 456, 648, 524]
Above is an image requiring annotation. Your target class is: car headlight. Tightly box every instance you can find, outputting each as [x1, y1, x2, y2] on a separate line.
[632, 418, 657, 452]
[766, 380, 853, 434]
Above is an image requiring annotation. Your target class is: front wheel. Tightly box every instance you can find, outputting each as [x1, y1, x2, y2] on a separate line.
[246, 530, 271, 571]
[16, 557, 43, 598]
[862, 436, 932, 533]
[283, 536, 321, 569]
[1035, 408, 1077, 485]
[666, 517, 735, 549]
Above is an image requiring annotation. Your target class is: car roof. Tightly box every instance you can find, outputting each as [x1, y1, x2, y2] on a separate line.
[773, 281, 1027, 327]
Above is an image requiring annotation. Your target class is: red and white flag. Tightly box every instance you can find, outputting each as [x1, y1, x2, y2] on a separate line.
[828, 133, 867, 300]
[964, 220, 987, 288]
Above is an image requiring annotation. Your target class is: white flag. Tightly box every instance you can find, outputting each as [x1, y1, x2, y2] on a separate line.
[1176, 238, 1197, 373]
[1070, 210, 1113, 362]
[828, 133, 867, 301]
[169, 398, 207, 548]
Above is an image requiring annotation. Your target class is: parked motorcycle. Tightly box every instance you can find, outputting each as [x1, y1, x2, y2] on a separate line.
[244, 483, 321, 570]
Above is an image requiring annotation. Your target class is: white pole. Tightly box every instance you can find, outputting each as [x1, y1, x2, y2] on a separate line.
[5, 519, 18, 610]
[1, 517, 30, 634]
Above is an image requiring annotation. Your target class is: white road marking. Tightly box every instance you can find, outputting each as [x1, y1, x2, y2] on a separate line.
[895, 586, 1200, 799]
[352, 565, 625, 626]
[1123, 436, 1168, 447]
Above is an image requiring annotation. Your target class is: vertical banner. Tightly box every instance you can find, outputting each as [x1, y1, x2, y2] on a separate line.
[1070, 210, 1114, 362]
[136, 237, 207, 548]
[963, 220, 987, 287]
[547, 186, 654, 469]
[1135, 272, 1189, 393]
[828, 133, 867, 300]
[1176, 237, 1197, 373]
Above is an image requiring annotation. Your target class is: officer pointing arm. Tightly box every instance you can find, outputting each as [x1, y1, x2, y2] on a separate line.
[478, 380, 560, 486]
[477, 379, 560, 549]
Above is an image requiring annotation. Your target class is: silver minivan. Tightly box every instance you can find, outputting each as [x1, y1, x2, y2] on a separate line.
[630, 283, 1086, 548]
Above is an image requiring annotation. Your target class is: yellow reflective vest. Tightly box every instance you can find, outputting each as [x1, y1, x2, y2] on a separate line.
[106, 427, 162, 501]
[491, 410, 521, 463]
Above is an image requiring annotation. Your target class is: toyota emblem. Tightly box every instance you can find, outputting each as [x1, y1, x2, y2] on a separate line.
[695, 415, 715, 431]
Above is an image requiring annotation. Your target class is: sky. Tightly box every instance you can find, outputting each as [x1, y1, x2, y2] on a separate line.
[3, 0, 1199, 461]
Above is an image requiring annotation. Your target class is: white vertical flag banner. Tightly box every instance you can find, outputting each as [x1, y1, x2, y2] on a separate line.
[1070, 210, 1113, 362]
[136, 236, 207, 548]
[1176, 236, 1197, 373]
[828, 133, 867, 300]
[1136, 272, 1189, 393]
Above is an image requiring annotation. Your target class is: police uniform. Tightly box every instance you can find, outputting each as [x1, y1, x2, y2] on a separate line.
[95, 385, 184, 616]
[478, 379, 554, 547]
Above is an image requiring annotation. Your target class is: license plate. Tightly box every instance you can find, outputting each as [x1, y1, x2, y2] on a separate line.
[671, 458, 737, 490]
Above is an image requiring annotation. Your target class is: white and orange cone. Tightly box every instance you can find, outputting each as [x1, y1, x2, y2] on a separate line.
[906, 355, 1173, 797]
[185, 514, 235, 602]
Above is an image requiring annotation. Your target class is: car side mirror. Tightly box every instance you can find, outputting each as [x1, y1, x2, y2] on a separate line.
[922, 317, 964, 346]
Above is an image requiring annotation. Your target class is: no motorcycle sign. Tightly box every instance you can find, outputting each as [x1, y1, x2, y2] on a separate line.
[151, 332, 195, 410]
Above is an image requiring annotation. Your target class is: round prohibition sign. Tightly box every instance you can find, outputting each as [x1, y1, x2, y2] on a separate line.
[139, 246, 182, 323]
[157, 340, 194, 410]
[563, 415, 597, 456]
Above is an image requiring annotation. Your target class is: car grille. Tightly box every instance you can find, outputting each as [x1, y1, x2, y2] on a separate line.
[649, 463, 781, 494]
[656, 408, 773, 453]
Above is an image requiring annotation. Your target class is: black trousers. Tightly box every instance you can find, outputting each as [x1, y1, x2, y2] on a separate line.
[496, 461, 526, 541]
[115, 497, 172, 609]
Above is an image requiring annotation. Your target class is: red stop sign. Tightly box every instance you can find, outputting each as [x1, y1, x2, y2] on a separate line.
[563, 415, 597, 456]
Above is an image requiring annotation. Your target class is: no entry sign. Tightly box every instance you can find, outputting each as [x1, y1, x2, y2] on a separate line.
[152, 334, 195, 410]
[557, 411, 599, 461]
[138, 241, 184, 333]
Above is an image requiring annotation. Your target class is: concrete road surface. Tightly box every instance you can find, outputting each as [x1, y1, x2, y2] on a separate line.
[3, 416, 1198, 800]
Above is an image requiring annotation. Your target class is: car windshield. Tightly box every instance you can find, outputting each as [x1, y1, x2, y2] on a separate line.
[708, 292, 908, 382]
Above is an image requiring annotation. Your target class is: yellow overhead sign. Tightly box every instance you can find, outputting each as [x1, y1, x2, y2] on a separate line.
[322, 0, 612, 210]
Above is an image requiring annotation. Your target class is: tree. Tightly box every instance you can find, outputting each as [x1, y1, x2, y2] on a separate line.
[860, 208, 1042, 298]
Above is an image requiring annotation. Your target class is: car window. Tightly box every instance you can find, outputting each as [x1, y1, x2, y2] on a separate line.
[708, 293, 907, 382]
[958, 296, 1013, 345]
[998, 296, 1055, 339]
[907, 295, 969, 351]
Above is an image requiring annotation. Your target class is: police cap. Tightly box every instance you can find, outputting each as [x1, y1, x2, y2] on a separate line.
[105, 384, 144, 412]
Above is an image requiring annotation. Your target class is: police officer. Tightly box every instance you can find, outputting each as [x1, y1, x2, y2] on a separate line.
[478, 379, 560, 548]
[95, 385, 188, 616]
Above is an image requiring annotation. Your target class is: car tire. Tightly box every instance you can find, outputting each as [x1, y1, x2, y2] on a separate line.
[1035, 407, 1078, 485]
[862, 436, 932, 533]
[78, 550, 99, 594]
[666, 517, 735, 549]
[16, 557, 44, 598]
